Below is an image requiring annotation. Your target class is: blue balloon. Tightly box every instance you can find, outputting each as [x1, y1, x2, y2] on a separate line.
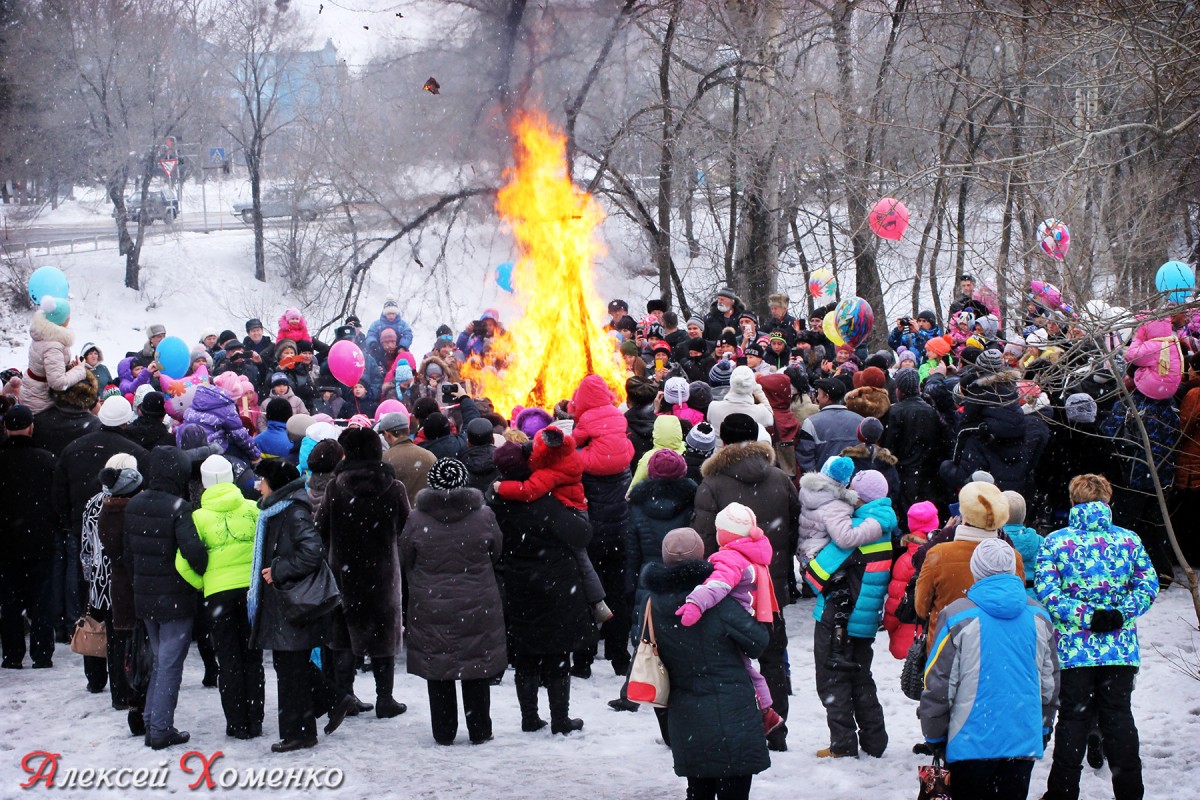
[495, 261, 515, 293]
[1156, 260, 1195, 304]
[155, 336, 191, 379]
[28, 266, 69, 306]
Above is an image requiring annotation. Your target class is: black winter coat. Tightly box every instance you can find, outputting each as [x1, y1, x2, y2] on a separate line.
[55, 429, 148, 535]
[1037, 419, 1113, 517]
[461, 444, 499, 492]
[646, 560, 771, 779]
[703, 298, 746, 343]
[420, 396, 482, 460]
[400, 487, 506, 681]
[625, 476, 697, 597]
[124, 416, 175, 451]
[123, 447, 207, 621]
[882, 395, 947, 510]
[250, 479, 330, 651]
[30, 403, 99, 457]
[492, 494, 595, 655]
[0, 438, 57, 562]
[315, 460, 407, 657]
[683, 447, 709, 485]
[582, 470, 631, 544]
[625, 403, 656, 467]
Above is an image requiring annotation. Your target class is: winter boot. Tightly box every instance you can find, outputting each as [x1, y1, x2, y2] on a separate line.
[762, 707, 784, 735]
[824, 626, 860, 672]
[1086, 729, 1105, 769]
[127, 709, 145, 737]
[548, 677, 584, 735]
[515, 672, 547, 732]
[371, 657, 407, 719]
[607, 682, 640, 713]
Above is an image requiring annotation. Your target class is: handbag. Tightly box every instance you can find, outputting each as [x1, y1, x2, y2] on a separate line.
[627, 598, 670, 707]
[69, 612, 107, 658]
[900, 629, 927, 701]
[917, 755, 951, 799]
[125, 620, 153, 695]
[274, 561, 342, 624]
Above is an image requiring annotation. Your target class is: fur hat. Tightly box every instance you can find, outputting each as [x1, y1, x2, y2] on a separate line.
[845, 386, 890, 420]
[200, 455, 235, 488]
[255, 458, 300, 489]
[685, 421, 717, 454]
[907, 501, 939, 536]
[959, 481, 1010, 530]
[427, 457, 468, 490]
[647, 449, 688, 481]
[625, 376, 658, 406]
[662, 527, 705, 565]
[145, 323, 166, 339]
[98, 395, 134, 428]
[55, 370, 99, 410]
[516, 407, 553, 439]
[850, 470, 889, 503]
[1065, 392, 1098, 424]
[140, 391, 166, 418]
[265, 397, 293, 423]
[307, 439, 345, 474]
[768, 293, 790, 309]
[970, 538, 1017, 580]
[715, 502, 763, 541]
[1001, 490, 1027, 526]
[338, 426, 383, 462]
[715, 287, 737, 301]
[720, 413, 758, 445]
[663, 377, 690, 406]
[821, 456, 855, 486]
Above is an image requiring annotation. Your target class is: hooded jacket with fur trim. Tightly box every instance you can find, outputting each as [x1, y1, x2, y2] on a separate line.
[24, 312, 88, 414]
[275, 308, 312, 345]
[568, 375, 635, 476]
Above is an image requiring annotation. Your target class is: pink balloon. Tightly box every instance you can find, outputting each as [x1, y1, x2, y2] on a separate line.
[869, 198, 909, 241]
[328, 340, 366, 387]
[375, 399, 409, 421]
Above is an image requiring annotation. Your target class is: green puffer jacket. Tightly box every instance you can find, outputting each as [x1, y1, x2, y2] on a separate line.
[177, 482, 260, 596]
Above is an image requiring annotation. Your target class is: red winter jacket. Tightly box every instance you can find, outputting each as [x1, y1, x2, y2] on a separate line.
[496, 426, 588, 510]
[883, 533, 926, 660]
[568, 375, 634, 477]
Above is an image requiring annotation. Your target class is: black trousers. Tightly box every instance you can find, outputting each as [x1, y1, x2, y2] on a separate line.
[206, 590, 264, 736]
[574, 535, 631, 671]
[81, 607, 109, 693]
[1046, 666, 1143, 800]
[271, 650, 342, 741]
[106, 621, 140, 710]
[685, 775, 752, 800]
[950, 758, 1034, 799]
[427, 678, 491, 744]
[759, 613, 790, 749]
[0, 559, 54, 667]
[813, 620, 887, 757]
[512, 651, 569, 682]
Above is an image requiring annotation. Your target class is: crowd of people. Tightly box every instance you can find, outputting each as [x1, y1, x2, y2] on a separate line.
[1, 273, 1196, 799]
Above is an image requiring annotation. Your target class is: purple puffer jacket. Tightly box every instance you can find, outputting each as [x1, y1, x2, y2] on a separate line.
[117, 357, 153, 397]
[183, 384, 261, 461]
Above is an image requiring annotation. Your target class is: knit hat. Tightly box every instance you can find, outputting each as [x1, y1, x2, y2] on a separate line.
[970, 538, 1017, 581]
[685, 421, 717, 454]
[466, 417, 495, 446]
[103, 453, 137, 471]
[743, 342, 766, 360]
[393, 361, 414, 384]
[895, 346, 918, 366]
[686, 316, 705, 331]
[189, 346, 212, 370]
[715, 502, 763, 544]
[925, 335, 953, 358]
[662, 528, 705, 565]
[1025, 328, 1048, 348]
[821, 455, 855, 486]
[493, 441, 531, 479]
[663, 377, 690, 406]
[647, 449, 688, 481]
[853, 366, 887, 390]
[99, 467, 142, 497]
[255, 458, 300, 489]
[270, 372, 290, 389]
[857, 416, 884, 445]
[1065, 392, 1098, 424]
[850, 469, 889, 503]
[134, 383, 155, 407]
[1001, 490, 1027, 526]
[100, 384, 121, 401]
[3, 404, 33, 431]
[423, 412, 452, 440]
[97, 396, 134, 428]
[907, 501, 939, 536]
[382, 298, 400, 314]
[687, 381, 713, 413]
[894, 367, 921, 398]
[975, 348, 1004, 373]
[339, 426, 383, 461]
[1003, 340, 1024, 359]
[307, 439, 345, 474]
[200, 455, 235, 488]
[619, 340, 639, 357]
[719, 329, 739, 349]
[958, 481, 1010, 530]
[719, 413, 758, 445]
[708, 358, 734, 387]
[285, 413, 314, 439]
[427, 457, 468, 490]
[916, 309, 937, 325]
[265, 397, 292, 423]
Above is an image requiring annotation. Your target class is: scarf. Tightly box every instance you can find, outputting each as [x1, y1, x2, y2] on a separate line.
[1148, 335, 1179, 375]
[247, 496, 294, 624]
[953, 523, 998, 543]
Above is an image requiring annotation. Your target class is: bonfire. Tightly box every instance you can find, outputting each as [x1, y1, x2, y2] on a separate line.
[462, 111, 627, 418]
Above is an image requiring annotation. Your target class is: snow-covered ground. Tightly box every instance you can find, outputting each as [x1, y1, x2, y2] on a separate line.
[1, 587, 1197, 798]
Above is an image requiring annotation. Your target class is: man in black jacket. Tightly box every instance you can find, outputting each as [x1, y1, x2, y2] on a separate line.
[882, 368, 948, 517]
[0, 406, 58, 669]
[124, 392, 174, 451]
[125, 447, 208, 749]
[30, 377, 100, 457]
[461, 418, 499, 491]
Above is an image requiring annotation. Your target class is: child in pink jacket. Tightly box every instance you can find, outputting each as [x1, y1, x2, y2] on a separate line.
[882, 501, 939, 660]
[676, 502, 783, 734]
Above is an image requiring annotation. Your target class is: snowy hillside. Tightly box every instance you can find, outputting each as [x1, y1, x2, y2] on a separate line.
[1, 588, 1197, 798]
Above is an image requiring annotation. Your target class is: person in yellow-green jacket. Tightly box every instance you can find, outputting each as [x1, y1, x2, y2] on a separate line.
[176, 454, 264, 740]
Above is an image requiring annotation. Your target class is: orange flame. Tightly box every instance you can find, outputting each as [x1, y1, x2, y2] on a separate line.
[463, 111, 626, 418]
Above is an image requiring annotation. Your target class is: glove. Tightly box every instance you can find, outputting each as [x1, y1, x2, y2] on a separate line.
[1090, 609, 1125, 633]
[926, 742, 946, 762]
[676, 603, 703, 627]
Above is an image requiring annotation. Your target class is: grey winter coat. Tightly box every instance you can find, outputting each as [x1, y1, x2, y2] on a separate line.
[796, 472, 883, 552]
[400, 486, 506, 681]
[796, 404, 865, 473]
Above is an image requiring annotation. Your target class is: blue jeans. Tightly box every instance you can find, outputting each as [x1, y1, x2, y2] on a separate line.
[144, 617, 194, 739]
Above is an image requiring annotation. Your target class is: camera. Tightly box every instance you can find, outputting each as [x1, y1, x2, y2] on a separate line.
[899, 317, 911, 328]
[472, 320, 487, 338]
[441, 383, 458, 404]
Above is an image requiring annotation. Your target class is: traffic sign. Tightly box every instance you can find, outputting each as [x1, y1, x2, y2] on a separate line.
[159, 159, 178, 178]
[209, 147, 225, 164]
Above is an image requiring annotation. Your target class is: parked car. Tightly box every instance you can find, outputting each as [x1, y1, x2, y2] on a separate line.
[118, 188, 179, 224]
[232, 190, 322, 223]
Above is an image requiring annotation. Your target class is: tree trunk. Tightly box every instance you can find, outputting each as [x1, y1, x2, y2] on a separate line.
[653, 2, 681, 309]
[249, 141, 266, 283]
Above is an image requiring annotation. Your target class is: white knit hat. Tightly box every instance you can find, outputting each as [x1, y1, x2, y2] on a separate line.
[715, 502, 762, 540]
[97, 395, 134, 427]
[105, 453, 138, 471]
[200, 454, 235, 488]
[970, 538, 1017, 580]
[663, 376, 690, 406]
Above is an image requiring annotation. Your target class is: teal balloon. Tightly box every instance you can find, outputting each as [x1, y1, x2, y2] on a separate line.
[495, 262, 515, 293]
[155, 336, 191, 379]
[1156, 260, 1195, 304]
[28, 266, 69, 306]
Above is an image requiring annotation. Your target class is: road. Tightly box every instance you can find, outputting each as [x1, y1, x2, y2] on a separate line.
[0, 211, 306, 249]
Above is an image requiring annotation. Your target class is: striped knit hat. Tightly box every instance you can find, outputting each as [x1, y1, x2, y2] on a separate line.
[427, 457, 468, 490]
